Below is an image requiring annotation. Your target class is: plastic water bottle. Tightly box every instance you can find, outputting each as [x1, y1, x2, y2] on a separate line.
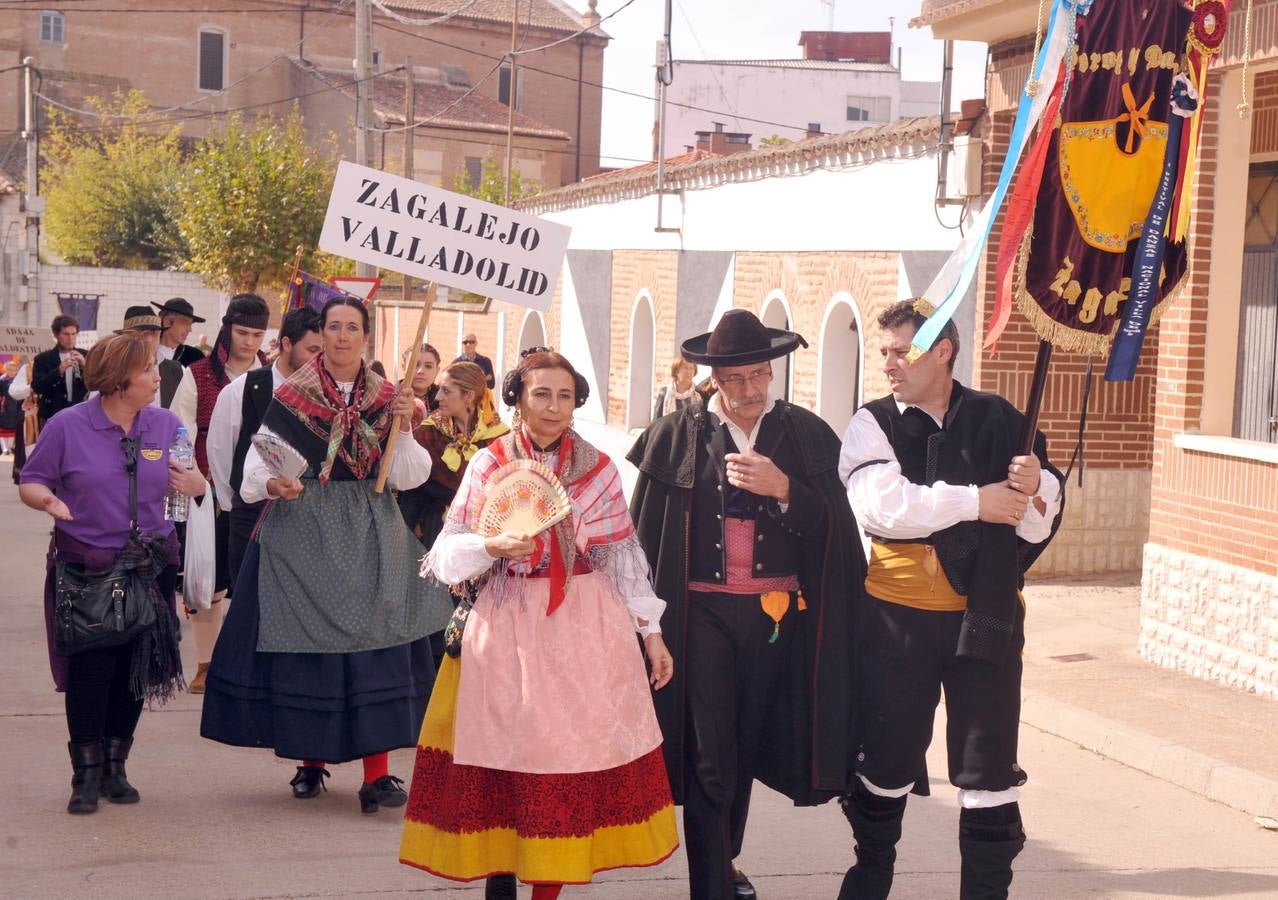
[165, 427, 194, 522]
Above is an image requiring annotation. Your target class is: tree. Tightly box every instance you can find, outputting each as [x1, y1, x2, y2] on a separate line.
[42, 91, 186, 269]
[176, 107, 337, 294]
[453, 154, 541, 205]
[759, 134, 791, 148]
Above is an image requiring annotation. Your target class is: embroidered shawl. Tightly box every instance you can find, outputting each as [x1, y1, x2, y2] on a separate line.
[267, 353, 396, 483]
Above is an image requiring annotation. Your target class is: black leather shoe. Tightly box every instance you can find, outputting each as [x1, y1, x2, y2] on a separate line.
[101, 737, 140, 804]
[484, 874, 518, 900]
[733, 863, 758, 900]
[358, 774, 407, 814]
[67, 741, 103, 815]
[289, 765, 330, 800]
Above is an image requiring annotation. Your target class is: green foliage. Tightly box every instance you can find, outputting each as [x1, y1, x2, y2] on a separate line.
[759, 134, 791, 147]
[42, 92, 186, 269]
[175, 107, 337, 294]
[452, 154, 541, 205]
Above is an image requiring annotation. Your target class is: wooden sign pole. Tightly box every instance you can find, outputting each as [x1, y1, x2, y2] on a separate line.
[375, 281, 438, 494]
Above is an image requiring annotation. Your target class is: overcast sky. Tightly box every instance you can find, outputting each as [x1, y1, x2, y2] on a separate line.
[592, 0, 988, 166]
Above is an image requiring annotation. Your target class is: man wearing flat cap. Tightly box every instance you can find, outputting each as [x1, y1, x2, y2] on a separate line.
[153, 297, 208, 368]
[628, 308, 864, 900]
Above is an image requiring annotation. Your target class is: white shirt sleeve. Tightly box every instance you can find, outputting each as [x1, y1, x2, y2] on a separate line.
[840, 408, 979, 540]
[592, 535, 666, 637]
[171, 367, 198, 436]
[9, 365, 30, 401]
[426, 530, 494, 584]
[238, 424, 275, 506]
[1016, 469, 1062, 544]
[384, 428, 432, 490]
[207, 374, 246, 508]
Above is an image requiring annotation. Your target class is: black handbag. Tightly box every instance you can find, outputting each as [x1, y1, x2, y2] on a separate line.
[442, 595, 473, 659]
[53, 437, 159, 656]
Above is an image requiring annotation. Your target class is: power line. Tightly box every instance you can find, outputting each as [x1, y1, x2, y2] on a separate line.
[364, 0, 482, 28]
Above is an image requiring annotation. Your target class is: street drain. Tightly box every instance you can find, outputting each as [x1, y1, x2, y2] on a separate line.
[1049, 652, 1097, 663]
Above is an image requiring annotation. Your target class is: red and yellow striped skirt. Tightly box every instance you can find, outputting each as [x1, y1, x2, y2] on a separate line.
[399, 656, 679, 885]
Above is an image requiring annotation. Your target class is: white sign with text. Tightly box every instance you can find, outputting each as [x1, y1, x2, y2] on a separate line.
[319, 161, 570, 312]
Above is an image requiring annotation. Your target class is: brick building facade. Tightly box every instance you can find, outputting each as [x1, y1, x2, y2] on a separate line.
[0, 0, 608, 192]
[916, 0, 1278, 698]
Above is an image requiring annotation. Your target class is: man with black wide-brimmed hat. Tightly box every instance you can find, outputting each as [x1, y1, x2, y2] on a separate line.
[628, 308, 864, 900]
[152, 297, 208, 368]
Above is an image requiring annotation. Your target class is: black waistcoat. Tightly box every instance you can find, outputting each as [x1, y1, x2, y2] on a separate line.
[229, 366, 276, 506]
[688, 407, 803, 585]
[159, 359, 184, 411]
[862, 383, 987, 595]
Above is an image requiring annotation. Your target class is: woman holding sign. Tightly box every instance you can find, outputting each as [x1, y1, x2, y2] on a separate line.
[199, 296, 452, 814]
[399, 350, 677, 898]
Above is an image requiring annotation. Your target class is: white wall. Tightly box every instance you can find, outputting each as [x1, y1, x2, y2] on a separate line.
[540, 150, 964, 254]
[39, 266, 227, 342]
[662, 63, 939, 157]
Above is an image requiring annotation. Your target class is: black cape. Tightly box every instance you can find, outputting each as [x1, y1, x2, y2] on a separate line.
[628, 401, 865, 806]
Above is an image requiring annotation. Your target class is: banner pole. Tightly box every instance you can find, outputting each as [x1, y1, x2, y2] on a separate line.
[1017, 339, 1053, 456]
[375, 281, 437, 494]
[282, 245, 305, 317]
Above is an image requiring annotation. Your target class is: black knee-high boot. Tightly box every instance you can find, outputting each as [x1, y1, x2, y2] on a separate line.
[958, 803, 1025, 900]
[837, 780, 907, 900]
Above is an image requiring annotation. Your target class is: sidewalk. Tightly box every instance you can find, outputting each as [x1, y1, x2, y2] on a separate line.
[1021, 575, 1278, 820]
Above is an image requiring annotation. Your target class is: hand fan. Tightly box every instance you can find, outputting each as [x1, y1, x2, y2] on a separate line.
[475, 459, 572, 538]
[251, 433, 309, 482]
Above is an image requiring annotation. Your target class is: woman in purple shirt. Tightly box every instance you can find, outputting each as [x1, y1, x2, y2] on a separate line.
[20, 333, 207, 815]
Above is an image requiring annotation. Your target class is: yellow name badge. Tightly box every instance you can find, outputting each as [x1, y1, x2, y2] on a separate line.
[141, 449, 164, 462]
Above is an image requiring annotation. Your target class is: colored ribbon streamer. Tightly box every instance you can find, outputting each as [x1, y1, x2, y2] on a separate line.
[913, 0, 1081, 358]
[987, 65, 1068, 350]
[1106, 76, 1197, 382]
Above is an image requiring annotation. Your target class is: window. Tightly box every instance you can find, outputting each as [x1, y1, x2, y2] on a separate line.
[464, 157, 483, 190]
[198, 29, 226, 92]
[1234, 162, 1278, 442]
[498, 67, 524, 111]
[846, 96, 891, 123]
[40, 11, 65, 44]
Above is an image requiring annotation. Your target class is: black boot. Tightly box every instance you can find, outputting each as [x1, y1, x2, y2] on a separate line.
[484, 874, 517, 900]
[837, 780, 907, 900]
[101, 737, 140, 804]
[958, 803, 1026, 900]
[67, 741, 104, 815]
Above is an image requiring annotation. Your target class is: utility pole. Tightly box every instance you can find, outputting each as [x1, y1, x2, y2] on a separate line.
[354, 0, 377, 349]
[402, 58, 415, 348]
[503, 0, 519, 206]
[22, 57, 41, 327]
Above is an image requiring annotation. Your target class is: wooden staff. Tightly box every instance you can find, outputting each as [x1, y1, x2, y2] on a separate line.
[281, 244, 305, 317]
[375, 281, 438, 494]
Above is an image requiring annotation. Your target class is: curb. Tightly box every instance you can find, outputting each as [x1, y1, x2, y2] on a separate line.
[1020, 690, 1278, 821]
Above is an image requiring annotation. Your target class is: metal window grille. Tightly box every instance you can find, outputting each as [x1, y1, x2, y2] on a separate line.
[1234, 162, 1278, 443]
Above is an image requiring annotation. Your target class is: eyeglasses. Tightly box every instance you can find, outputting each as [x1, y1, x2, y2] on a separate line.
[715, 367, 772, 388]
[462, 340, 477, 345]
[519, 346, 554, 358]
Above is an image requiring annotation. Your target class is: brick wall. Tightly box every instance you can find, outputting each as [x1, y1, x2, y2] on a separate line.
[607, 251, 679, 428]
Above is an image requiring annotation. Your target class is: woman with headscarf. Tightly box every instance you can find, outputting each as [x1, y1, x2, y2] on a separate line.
[200, 296, 451, 814]
[172, 293, 271, 693]
[398, 360, 508, 550]
[399, 350, 678, 898]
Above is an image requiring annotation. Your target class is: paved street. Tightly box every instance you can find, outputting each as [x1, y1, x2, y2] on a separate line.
[2, 466, 1276, 899]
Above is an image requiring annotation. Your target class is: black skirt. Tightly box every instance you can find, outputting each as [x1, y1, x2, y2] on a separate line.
[199, 542, 436, 763]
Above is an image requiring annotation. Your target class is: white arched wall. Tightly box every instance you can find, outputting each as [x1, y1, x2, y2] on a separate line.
[627, 292, 657, 431]
[517, 309, 547, 354]
[760, 290, 793, 401]
[816, 293, 864, 437]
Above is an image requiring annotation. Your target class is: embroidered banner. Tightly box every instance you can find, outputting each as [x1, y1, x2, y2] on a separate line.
[1013, 0, 1194, 357]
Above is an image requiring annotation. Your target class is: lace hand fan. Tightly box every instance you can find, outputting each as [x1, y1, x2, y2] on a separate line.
[251, 433, 309, 482]
[475, 459, 572, 538]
